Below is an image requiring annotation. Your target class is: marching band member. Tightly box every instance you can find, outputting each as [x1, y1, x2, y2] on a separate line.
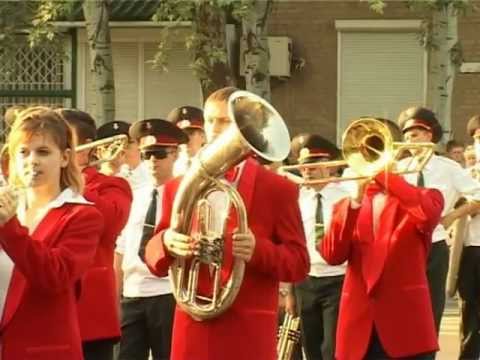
[97, 121, 151, 190]
[115, 119, 188, 360]
[143, 86, 309, 360]
[0, 107, 103, 359]
[456, 114, 480, 359]
[289, 134, 348, 360]
[319, 139, 444, 359]
[168, 106, 206, 176]
[446, 139, 465, 167]
[96, 121, 130, 177]
[60, 109, 133, 360]
[398, 107, 480, 334]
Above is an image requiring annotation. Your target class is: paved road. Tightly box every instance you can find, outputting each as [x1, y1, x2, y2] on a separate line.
[438, 298, 460, 360]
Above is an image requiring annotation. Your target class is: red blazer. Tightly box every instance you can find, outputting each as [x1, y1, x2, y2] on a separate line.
[144, 158, 309, 360]
[0, 203, 103, 360]
[76, 167, 132, 341]
[319, 171, 443, 360]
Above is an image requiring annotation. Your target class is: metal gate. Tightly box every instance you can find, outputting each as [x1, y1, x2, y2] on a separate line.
[0, 32, 75, 141]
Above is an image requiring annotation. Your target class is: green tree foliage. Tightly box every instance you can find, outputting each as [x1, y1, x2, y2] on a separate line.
[151, 0, 252, 97]
[0, 1, 72, 57]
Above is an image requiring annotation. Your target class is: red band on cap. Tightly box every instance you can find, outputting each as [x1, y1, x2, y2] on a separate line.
[177, 117, 203, 130]
[139, 134, 179, 148]
[299, 147, 332, 161]
[308, 151, 331, 158]
[403, 118, 432, 132]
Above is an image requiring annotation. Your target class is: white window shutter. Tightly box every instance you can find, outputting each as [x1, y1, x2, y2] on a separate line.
[143, 43, 203, 119]
[338, 32, 425, 142]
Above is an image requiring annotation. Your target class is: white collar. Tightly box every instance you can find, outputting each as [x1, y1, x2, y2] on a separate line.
[18, 187, 91, 214]
[49, 187, 91, 207]
[17, 188, 91, 231]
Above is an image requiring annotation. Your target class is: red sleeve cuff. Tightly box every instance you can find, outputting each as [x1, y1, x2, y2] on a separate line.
[144, 230, 174, 277]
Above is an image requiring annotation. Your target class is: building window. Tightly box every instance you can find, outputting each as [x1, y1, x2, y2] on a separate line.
[78, 28, 203, 122]
[336, 20, 426, 143]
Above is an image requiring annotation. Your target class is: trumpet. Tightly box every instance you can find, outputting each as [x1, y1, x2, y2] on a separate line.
[279, 117, 435, 186]
[76, 134, 128, 166]
[277, 313, 301, 360]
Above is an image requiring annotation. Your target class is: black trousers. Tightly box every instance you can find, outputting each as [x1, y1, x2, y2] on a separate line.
[365, 328, 435, 359]
[295, 274, 344, 360]
[458, 246, 480, 359]
[118, 294, 175, 360]
[83, 339, 115, 360]
[426, 240, 449, 334]
[364, 328, 435, 360]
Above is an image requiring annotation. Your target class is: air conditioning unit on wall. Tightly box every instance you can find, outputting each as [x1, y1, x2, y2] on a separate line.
[239, 36, 292, 78]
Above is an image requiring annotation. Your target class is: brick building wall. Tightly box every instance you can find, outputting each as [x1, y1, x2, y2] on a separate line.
[268, 0, 480, 146]
[454, 3, 480, 144]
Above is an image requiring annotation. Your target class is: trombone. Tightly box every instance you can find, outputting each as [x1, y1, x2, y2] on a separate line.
[76, 134, 129, 166]
[278, 117, 435, 186]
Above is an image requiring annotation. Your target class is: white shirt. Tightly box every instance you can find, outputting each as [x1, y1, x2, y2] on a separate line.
[402, 155, 480, 243]
[116, 184, 171, 298]
[462, 167, 480, 247]
[465, 215, 480, 246]
[299, 183, 349, 277]
[0, 188, 89, 321]
[119, 161, 151, 191]
[173, 151, 191, 177]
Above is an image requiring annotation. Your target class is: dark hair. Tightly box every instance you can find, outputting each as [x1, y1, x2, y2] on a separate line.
[58, 109, 97, 145]
[446, 139, 464, 152]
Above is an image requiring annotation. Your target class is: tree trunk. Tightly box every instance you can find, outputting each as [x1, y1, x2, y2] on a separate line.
[83, 0, 115, 125]
[241, 0, 272, 100]
[195, 1, 234, 99]
[428, 3, 458, 140]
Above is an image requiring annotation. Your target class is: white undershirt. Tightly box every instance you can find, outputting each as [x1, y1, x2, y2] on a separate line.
[116, 184, 171, 298]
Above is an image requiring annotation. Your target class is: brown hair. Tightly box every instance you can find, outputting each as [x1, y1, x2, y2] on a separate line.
[4, 105, 26, 127]
[205, 86, 239, 105]
[7, 106, 83, 193]
[57, 108, 97, 145]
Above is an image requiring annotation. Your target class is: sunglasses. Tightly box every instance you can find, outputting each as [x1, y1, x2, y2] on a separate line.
[141, 148, 176, 160]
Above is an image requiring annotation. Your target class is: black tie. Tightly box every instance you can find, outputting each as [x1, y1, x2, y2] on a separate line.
[315, 193, 325, 242]
[138, 188, 158, 261]
[417, 171, 425, 187]
[315, 193, 324, 224]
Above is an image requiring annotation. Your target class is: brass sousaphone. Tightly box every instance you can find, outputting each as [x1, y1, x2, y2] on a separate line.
[169, 90, 291, 321]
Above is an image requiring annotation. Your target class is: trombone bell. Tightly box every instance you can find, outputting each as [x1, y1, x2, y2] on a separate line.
[279, 117, 435, 186]
[76, 134, 128, 166]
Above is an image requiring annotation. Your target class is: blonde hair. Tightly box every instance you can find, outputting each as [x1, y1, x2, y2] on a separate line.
[7, 106, 84, 193]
